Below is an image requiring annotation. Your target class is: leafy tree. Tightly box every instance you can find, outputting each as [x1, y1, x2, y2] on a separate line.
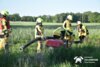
[9, 13, 21, 21]
[21, 16, 33, 21]
[8, 11, 100, 23]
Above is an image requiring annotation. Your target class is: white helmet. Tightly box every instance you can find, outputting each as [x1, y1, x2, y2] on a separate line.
[77, 21, 82, 24]
[1, 10, 9, 16]
[36, 18, 43, 23]
[67, 15, 73, 20]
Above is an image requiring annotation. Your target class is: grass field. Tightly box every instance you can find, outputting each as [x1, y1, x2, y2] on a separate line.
[10, 21, 100, 26]
[0, 22, 100, 67]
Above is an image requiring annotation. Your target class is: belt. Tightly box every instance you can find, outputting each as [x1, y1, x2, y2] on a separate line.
[0, 35, 5, 38]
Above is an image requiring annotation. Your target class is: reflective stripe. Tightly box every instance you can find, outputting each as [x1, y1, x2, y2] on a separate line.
[0, 30, 2, 33]
[35, 35, 43, 38]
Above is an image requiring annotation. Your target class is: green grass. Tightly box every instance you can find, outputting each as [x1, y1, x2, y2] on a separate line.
[0, 22, 100, 67]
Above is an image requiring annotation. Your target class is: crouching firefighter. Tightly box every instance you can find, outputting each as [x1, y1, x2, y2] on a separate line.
[0, 10, 11, 53]
[35, 18, 44, 53]
[53, 27, 63, 39]
[52, 27, 68, 47]
[77, 21, 89, 43]
[51, 26, 73, 47]
[62, 15, 74, 47]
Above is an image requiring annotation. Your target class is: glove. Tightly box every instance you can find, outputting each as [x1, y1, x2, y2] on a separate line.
[8, 28, 12, 33]
[3, 30, 8, 34]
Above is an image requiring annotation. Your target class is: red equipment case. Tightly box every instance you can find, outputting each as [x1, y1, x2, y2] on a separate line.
[46, 39, 64, 48]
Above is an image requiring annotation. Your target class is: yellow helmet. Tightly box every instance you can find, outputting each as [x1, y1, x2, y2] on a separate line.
[67, 15, 73, 20]
[1, 10, 9, 16]
[36, 18, 43, 23]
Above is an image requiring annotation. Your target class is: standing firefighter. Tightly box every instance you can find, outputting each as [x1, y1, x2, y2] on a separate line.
[0, 10, 11, 52]
[62, 15, 74, 46]
[77, 21, 89, 43]
[35, 18, 44, 53]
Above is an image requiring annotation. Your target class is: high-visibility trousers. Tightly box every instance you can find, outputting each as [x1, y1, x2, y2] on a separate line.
[0, 37, 8, 50]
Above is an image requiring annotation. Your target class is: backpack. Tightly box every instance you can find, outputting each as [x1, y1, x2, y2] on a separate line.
[86, 28, 89, 35]
[82, 25, 89, 35]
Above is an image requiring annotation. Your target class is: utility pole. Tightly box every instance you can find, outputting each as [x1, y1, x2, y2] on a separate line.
[82, 14, 83, 23]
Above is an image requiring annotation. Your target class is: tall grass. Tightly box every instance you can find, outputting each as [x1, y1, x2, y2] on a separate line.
[0, 23, 100, 67]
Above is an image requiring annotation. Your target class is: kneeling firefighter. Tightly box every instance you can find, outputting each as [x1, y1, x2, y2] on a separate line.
[51, 26, 74, 47]
[77, 21, 89, 43]
[35, 18, 44, 53]
[0, 10, 11, 52]
[51, 27, 68, 47]
[53, 27, 63, 39]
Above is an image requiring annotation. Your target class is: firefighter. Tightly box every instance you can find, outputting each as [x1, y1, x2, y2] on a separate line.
[0, 10, 11, 53]
[77, 21, 89, 43]
[63, 15, 73, 33]
[35, 18, 44, 53]
[53, 27, 63, 39]
[62, 15, 74, 38]
[62, 15, 74, 46]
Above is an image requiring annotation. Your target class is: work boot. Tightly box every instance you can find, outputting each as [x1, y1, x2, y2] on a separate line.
[4, 43, 9, 54]
[37, 49, 41, 53]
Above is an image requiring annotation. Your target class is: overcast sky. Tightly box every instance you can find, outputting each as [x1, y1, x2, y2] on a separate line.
[0, 0, 100, 16]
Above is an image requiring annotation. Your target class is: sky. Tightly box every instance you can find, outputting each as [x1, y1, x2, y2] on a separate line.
[0, 0, 100, 16]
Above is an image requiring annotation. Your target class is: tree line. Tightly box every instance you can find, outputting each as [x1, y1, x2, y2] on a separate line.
[9, 11, 100, 23]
